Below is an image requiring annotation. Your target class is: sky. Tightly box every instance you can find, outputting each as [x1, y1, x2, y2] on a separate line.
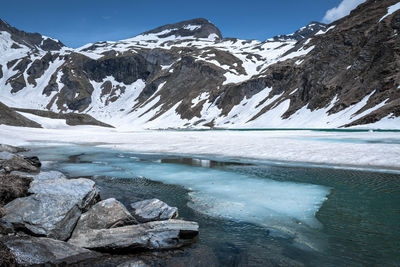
[0, 0, 365, 48]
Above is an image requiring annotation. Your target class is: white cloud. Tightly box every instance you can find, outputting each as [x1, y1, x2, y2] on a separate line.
[323, 0, 366, 23]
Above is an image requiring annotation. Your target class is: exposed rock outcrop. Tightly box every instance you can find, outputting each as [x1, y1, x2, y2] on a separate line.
[0, 102, 41, 128]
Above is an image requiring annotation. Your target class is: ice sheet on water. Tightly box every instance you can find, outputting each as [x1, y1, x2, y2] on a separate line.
[106, 159, 330, 228]
[54, 148, 330, 249]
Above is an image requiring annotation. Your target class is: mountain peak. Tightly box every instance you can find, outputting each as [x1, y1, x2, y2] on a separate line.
[272, 21, 327, 41]
[0, 19, 64, 51]
[141, 18, 222, 40]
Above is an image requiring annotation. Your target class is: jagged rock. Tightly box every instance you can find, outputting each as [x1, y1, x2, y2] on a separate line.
[68, 219, 199, 252]
[130, 199, 178, 223]
[70, 198, 136, 239]
[0, 236, 100, 266]
[0, 194, 82, 240]
[0, 19, 64, 51]
[1, 155, 41, 173]
[28, 177, 98, 210]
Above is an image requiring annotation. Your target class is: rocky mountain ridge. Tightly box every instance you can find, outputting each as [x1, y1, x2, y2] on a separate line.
[0, 0, 399, 129]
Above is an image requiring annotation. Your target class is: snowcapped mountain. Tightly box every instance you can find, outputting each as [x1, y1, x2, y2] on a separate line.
[1, 0, 400, 129]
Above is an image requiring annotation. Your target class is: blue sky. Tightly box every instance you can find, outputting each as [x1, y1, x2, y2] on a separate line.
[0, 0, 362, 48]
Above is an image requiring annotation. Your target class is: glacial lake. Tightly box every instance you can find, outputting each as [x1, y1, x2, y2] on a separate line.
[26, 143, 400, 266]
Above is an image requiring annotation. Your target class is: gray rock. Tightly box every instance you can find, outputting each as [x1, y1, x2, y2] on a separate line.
[0, 236, 100, 266]
[117, 260, 149, 267]
[32, 170, 67, 181]
[9, 170, 67, 181]
[130, 199, 178, 223]
[28, 177, 98, 210]
[0, 194, 82, 240]
[1, 155, 41, 173]
[68, 219, 199, 251]
[70, 198, 136, 239]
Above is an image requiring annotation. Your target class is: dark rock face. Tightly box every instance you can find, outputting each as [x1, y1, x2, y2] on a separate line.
[26, 52, 57, 86]
[142, 18, 222, 39]
[149, 56, 225, 121]
[272, 21, 327, 41]
[258, 0, 400, 122]
[7, 73, 27, 93]
[0, 19, 64, 51]
[82, 54, 157, 84]
[0, 236, 100, 266]
[0, 102, 41, 128]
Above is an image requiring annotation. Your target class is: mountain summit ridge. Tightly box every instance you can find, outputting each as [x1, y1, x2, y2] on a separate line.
[140, 18, 223, 40]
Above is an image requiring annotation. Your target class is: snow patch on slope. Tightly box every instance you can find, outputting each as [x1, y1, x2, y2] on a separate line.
[379, 2, 400, 22]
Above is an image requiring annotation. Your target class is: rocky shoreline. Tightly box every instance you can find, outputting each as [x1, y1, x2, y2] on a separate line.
[0, 144, 201, 266]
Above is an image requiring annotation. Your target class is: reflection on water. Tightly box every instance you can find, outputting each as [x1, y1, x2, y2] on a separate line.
[26, 144, 400, 266]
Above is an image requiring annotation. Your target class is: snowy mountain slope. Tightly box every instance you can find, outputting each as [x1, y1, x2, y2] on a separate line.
[1, 0, 400, 129]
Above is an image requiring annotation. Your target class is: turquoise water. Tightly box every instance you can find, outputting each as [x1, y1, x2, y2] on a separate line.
[27, 144, 400, 266]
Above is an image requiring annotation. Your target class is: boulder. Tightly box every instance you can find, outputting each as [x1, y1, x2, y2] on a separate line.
[70, 198, 136, 239]
[68, 219, 199, 252]
[130, 199, 178, 223]
[1, 194, 82, 240]
[28, 177, 98, 210]
[1, 155, 41, 173]
[0, 236, 100, 266]
[0, 174, 32, 207]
